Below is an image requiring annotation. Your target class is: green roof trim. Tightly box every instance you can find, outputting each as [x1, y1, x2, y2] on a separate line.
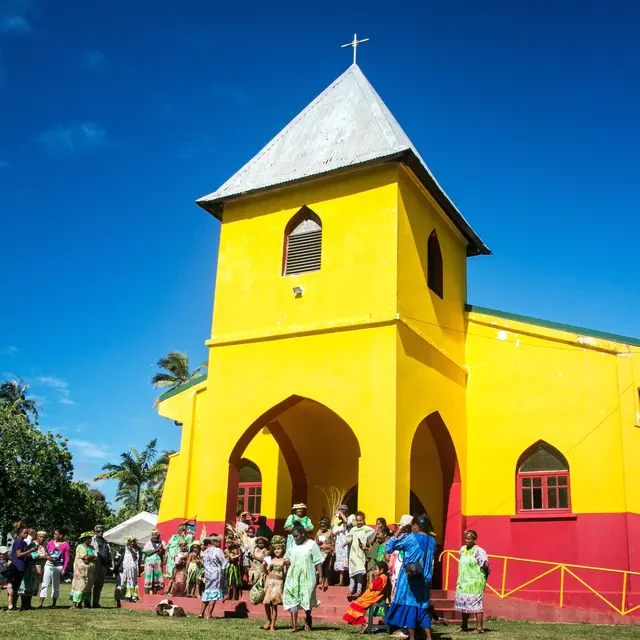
[466, 305, 640, 348]
[157, 373, 207, 403]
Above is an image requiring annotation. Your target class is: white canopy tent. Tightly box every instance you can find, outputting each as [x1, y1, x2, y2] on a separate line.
[103, 511, 158, 546]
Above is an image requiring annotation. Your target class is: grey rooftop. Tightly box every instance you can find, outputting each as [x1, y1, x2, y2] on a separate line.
[197, 64, 489, 257]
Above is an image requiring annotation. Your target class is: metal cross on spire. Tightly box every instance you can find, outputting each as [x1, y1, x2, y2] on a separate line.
[341, 33, 369, 65]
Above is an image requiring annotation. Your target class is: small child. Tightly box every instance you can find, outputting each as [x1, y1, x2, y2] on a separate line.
[186, 541, 203, 597]
[345, 511, 375, 600]
[315, 517, 333, 592]
[0, 545, 11, 607]
[166, 541, 189, 597]
[225, 539, 243, 601]
[248, 536, 268, 585]
[343, 561, 390, 632]
[262, 536, 287, 632]
[242, 527, 257, 583]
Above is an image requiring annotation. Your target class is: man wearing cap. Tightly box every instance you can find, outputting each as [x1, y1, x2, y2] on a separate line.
[91, 525, 112, 608]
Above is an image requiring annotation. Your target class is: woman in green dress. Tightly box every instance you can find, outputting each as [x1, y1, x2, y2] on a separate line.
[165, 523, 194, 582]
[70, 532, 98, 609]
[454, 530, 490, 634]
[283, 525, 323, 631]
[284, 503, 314, 553]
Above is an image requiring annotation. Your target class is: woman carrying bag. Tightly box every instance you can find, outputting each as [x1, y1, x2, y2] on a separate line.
[384, 515, 437, 640]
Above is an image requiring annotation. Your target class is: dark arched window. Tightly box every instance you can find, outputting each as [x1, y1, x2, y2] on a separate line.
[282, 206, 322, 276]
[237, 459, 262, 515]
[427, 230, 443, 298]
[517, 442, 570, 513]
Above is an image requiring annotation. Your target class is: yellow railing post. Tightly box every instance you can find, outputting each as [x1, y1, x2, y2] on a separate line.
[501, 558, 508, 597]
[559, 565, 565, 608]
[622, 572, 628, 614]
[445, 551, 451, 591]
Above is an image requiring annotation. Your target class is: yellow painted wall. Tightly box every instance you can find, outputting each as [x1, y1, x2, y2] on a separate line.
[210, 164, 399, 343]
[465, 309, 640, 517]
[157, 379, 207, 523]
[397, 165, 469, 365]
[159, 166, 407, 527]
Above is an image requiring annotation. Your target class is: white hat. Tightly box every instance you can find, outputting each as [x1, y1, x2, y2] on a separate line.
[398, 515, 413, 527]
[0, 545, 8, 554]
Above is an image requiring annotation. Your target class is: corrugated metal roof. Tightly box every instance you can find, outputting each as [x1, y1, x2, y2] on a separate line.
[197, 64, 490, 256]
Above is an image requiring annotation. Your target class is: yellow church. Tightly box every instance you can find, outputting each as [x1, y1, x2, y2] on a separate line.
[156, 62, 640, 604]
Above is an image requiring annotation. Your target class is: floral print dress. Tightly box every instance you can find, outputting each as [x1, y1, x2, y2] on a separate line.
[143, 540, 165, 592]
[202, 547, 229, 602]
[283, 539, 323, 612]
[454, 545, 489, 614]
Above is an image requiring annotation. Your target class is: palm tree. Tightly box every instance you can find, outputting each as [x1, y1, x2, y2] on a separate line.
[94, 439, 174, 512]
[151, 351, 207, 405]
[0, 378, 39, 423]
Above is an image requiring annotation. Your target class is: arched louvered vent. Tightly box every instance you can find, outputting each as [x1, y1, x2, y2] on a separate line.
[283, 207, 322, 276]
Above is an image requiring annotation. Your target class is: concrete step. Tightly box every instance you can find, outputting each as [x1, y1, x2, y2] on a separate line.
[126, 589, 459, 623]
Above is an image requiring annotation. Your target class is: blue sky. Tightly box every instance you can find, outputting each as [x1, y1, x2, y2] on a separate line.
[1, 0, 639, 502]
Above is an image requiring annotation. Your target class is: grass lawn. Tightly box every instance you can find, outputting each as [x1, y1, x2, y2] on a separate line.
[2, 584, 640, 639]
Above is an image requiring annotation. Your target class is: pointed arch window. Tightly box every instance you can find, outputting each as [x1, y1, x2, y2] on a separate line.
[283, 206, 322, 276]
[517, 442, 571, 513]
[427, 230, 443, 298]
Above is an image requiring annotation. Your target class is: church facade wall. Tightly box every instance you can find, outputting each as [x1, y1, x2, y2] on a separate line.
[463, 307, 640, 596]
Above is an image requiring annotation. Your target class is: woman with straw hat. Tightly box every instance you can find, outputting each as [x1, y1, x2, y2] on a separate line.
[284, 503, 313, 553]
[69, 532, 97, 609]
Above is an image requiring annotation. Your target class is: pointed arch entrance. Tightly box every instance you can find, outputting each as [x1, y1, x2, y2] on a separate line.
[227, 395, 361, 529]
[410, 411, 462, 586]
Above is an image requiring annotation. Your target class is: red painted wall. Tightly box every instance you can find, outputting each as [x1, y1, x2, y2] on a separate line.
[442, 512, 640, 615]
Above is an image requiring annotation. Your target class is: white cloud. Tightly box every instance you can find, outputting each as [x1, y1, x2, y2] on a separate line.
[37, 375, 67, 389]
[1, 345, 17, 354]
[36, 375, 74, 405]
[0, 0, 34, 36]
[37, 122, 109, 156]
[68, 439, 111, 460]
[1, 15, 30, 34]
[82, 50, 109, 70]
[210, 84, 249, 106]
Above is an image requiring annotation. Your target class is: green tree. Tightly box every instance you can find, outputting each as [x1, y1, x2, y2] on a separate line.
[151, 351, 206, 405]
[0, 403, 114, 540]
[93, 440, 173, 513]
[0, 378, 39, 424]
[64, 483, 114, 541]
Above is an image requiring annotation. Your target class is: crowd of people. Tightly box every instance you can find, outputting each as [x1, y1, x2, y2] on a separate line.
[0, 505, 490, 636]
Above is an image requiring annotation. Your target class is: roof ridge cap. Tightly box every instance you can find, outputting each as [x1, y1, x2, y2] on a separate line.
[349, 65, 407, 153]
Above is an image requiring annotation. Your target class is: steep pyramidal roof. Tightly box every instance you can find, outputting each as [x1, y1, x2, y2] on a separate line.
[197, 64, 489, 256]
